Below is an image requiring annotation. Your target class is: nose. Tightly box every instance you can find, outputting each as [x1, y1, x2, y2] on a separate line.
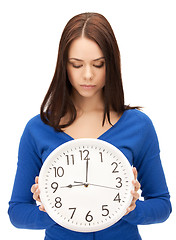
[83, 65, 93, 81]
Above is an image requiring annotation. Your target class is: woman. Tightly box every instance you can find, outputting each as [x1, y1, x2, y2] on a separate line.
[8, 12, 171, 240]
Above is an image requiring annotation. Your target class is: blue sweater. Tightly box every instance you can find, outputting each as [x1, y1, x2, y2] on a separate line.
[8, 109, 171, 240]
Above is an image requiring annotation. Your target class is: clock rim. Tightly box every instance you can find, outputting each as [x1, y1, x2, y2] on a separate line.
[39, 138, 134, 232]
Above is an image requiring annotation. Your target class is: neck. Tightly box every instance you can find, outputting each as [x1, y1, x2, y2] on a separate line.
[71, 90, 104, 113]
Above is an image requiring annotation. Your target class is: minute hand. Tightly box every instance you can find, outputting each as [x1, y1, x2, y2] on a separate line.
[85, 159, 89, 182]
[74, 181, 119, 190]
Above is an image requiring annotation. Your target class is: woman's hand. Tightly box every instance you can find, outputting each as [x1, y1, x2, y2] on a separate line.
[124, 167, 141, 215]
[31, 176, 46, 212]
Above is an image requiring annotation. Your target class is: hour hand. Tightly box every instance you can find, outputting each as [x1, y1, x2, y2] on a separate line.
[60, 183, 85, 188]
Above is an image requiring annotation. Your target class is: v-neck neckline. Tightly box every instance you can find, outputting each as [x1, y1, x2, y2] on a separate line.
[60, 110, 127, 141]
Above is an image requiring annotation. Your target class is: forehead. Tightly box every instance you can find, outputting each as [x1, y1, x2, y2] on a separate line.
[68, 37, 104, 60]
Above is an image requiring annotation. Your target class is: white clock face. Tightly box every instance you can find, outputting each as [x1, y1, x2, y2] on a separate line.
[39, 139, 134, 232]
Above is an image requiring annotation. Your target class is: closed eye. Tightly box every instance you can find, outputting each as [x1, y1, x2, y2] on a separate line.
[68, 60, 105, 69]
[93, 62, 105, 68]
[72, 64, 83, 68]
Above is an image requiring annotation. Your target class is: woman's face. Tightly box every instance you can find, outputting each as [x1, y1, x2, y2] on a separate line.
[67, 37, 106, 99]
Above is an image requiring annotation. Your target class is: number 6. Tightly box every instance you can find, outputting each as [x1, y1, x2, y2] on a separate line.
[85, 211, 93, 222]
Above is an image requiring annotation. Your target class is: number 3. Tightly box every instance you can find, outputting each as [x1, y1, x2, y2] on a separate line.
[116, 177, 122, 188]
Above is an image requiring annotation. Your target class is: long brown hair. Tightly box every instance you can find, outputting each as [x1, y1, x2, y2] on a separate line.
[40, 12, 139, 131]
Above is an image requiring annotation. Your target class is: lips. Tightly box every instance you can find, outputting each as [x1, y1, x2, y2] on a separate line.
[80, 85, 96, 89]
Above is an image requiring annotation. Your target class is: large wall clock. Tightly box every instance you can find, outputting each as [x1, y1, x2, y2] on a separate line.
[39, 138, 134, 232]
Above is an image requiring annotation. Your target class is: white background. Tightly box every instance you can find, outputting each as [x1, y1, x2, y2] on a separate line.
[0, 0, 175, 239]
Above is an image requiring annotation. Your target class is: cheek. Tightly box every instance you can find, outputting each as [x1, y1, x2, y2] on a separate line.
[67, 68, 79, 86]
[98, 70, 106, 86]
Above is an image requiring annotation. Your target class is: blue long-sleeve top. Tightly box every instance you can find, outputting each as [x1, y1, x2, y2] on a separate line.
[8, 109, 172, 240]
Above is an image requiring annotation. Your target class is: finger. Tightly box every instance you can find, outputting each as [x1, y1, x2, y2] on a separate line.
[33, 188, 41, 202]
[131, 190, 140, 201]
[124, 203, 136, 216]
[132, 179, 141, 191]
[31, 184, 38, 194]
[132, 167, 137, 180]
[127, 203, 136, 213]
[35, 176, 39, 184]
[39, 204, 46, 212]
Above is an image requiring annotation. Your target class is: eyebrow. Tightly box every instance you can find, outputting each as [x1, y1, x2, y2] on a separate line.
[68, 57, 105, 62]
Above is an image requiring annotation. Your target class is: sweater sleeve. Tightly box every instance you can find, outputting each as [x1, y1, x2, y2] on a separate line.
[8, 120, 56, 229]
[122, 114, 172, 225]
